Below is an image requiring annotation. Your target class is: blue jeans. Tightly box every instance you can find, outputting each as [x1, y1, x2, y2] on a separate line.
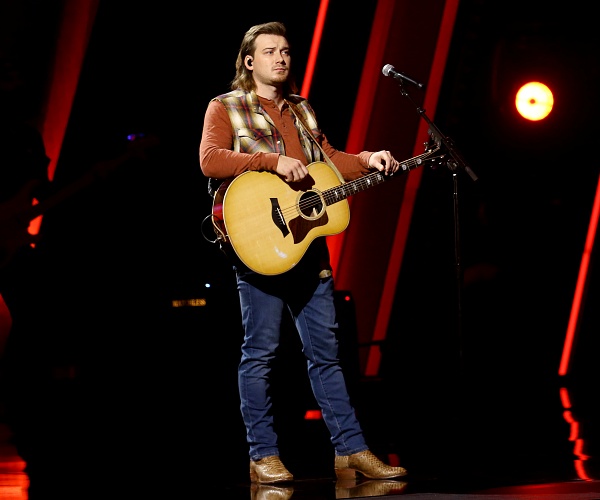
[236, 267, 368, 461]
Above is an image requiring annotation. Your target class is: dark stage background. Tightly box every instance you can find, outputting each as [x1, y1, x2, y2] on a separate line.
[1, 0, 599, 481]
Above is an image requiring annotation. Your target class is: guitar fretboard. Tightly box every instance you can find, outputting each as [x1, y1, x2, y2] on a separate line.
[322, 152, 429, 206]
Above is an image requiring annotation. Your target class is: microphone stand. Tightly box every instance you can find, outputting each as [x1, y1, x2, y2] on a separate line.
[393, 79, 478, 372]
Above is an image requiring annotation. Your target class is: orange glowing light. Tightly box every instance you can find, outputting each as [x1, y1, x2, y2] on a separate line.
[515, 82, 554, 121]
[304, 409, 322, 420]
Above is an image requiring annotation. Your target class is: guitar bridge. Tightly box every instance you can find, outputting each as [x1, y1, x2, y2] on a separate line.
[270, 198, 290, 237]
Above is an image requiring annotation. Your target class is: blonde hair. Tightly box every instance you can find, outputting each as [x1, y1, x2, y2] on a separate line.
[230, 21, 298, 95]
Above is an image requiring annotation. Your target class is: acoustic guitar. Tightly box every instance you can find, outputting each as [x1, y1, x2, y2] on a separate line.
[211, 135, 445, 275]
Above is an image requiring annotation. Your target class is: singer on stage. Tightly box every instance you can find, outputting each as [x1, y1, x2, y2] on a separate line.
[199, 20, 408, 485]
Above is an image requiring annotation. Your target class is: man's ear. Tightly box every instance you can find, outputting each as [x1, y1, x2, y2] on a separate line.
[245, 57, 253, 68]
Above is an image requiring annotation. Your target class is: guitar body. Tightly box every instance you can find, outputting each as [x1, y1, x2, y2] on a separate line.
[211, 137, 445, 275]
[214, 161, 350, 275]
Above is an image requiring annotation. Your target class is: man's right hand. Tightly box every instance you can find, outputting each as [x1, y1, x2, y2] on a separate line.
[275, 155, 309, 182]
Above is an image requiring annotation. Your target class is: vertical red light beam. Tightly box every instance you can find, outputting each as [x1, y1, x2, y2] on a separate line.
[28, 0, 99, 239]
[559, 173, 600, 376]
[327, 0, 397, 275]
[300, 0, 329, 99]
[364, 0, 461, 376]
[42, 0, 99, 182]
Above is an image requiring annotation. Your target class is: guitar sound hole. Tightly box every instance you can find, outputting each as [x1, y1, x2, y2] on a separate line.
[299, 190, 324, 219]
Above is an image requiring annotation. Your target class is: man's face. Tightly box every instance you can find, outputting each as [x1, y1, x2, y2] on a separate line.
[248, 34, 291, 87]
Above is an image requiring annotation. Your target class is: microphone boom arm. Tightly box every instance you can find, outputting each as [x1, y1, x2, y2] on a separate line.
[390, 71, 478, 181]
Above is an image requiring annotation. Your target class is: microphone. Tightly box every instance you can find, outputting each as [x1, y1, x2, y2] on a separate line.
[382, 64, 424, 89]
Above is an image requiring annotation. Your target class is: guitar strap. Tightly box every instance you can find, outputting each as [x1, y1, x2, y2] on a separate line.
[286, 101, 345, 183]
[286, 101, 343, 279]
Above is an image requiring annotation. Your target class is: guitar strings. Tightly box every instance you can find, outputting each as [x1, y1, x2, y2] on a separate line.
[275, 150, 436, 223]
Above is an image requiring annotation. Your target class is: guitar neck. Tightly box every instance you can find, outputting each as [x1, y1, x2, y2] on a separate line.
[322, 153, 425, 206]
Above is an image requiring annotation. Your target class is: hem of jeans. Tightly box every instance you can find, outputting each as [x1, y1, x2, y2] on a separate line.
[334, 445, 369, 457]
[251, 451, 281, 461]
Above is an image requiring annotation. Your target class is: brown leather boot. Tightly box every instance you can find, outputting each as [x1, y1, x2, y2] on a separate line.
[250, 456, 294, 484]
[334, 450, 407, 479]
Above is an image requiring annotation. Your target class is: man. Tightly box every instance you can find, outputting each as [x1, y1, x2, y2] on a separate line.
[199, 21, 407, 484]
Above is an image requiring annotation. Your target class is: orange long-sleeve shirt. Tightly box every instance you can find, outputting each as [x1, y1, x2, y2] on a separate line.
[199, 95, 372, 181]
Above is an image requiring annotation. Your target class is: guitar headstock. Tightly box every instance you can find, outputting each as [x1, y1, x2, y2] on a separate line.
[422, 130, 447, 170]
